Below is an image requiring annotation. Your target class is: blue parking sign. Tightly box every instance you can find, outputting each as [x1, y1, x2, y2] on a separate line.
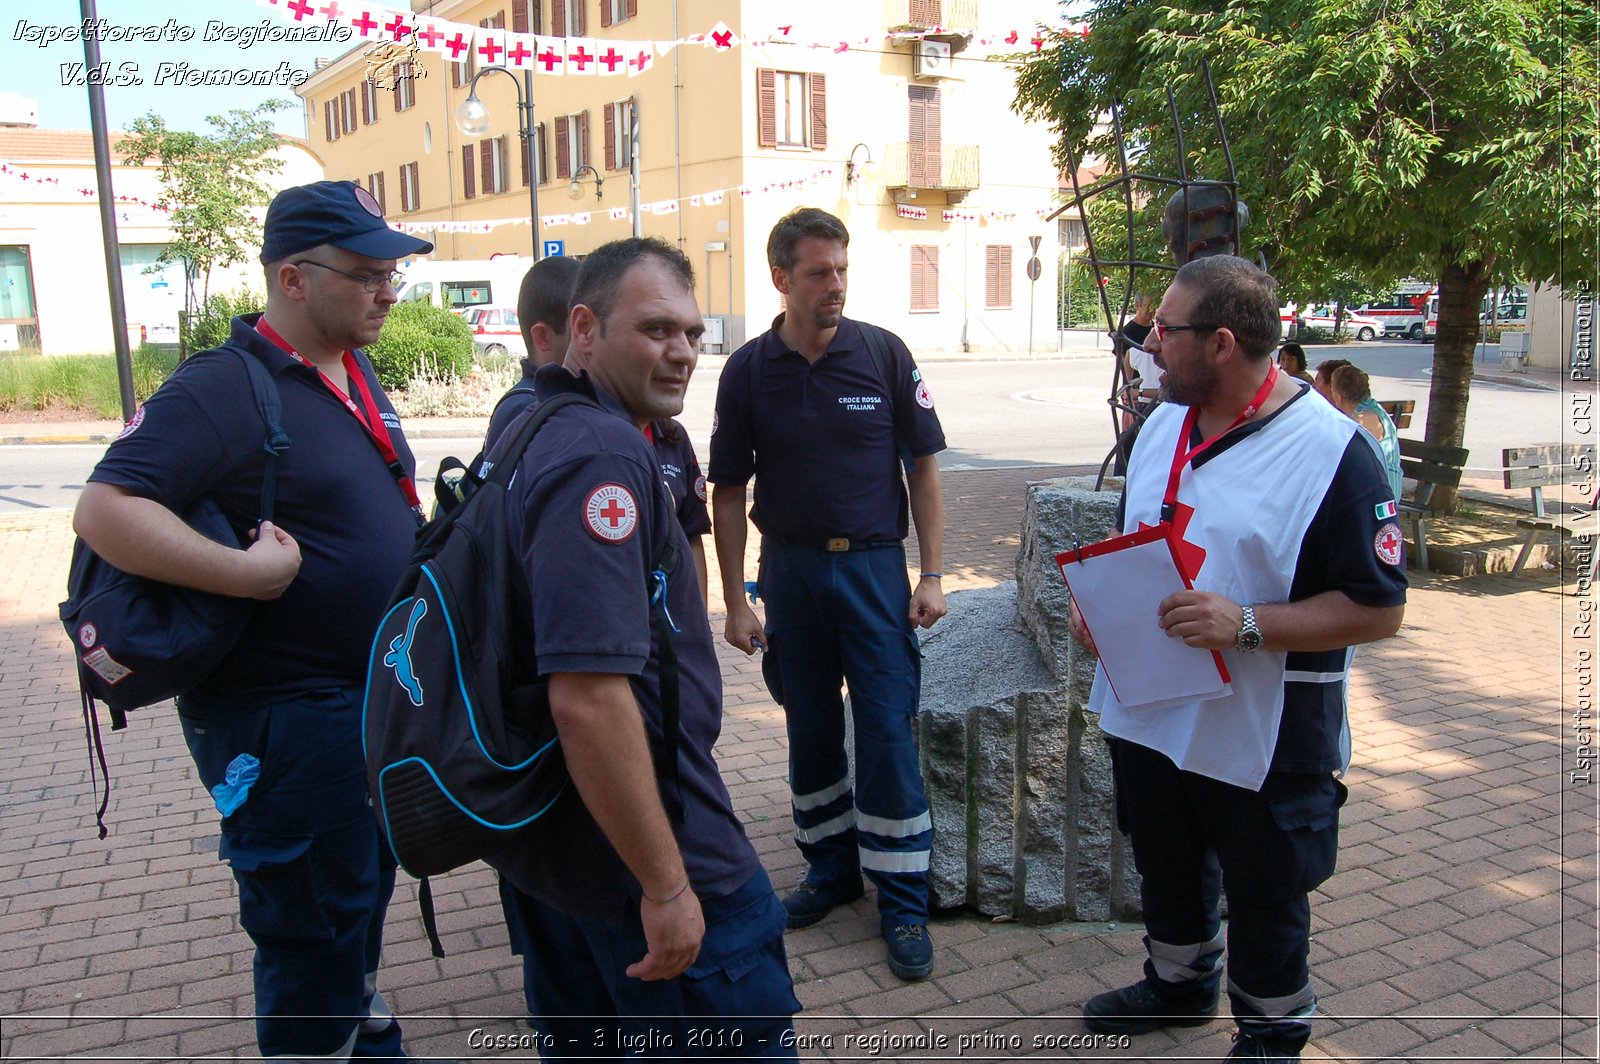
[542, 240, 565, 258]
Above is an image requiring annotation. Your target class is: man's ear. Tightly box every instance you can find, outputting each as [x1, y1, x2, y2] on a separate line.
[1210, 325, 1241, 367]
[771, 264, 790, 295]
[529, 321, 554, 358]
[273, 262, 308, 302]
[569, 304, 599, 360]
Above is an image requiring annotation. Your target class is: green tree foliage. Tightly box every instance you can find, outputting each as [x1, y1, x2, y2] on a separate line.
[364, 301, 476, 390]
[183, 288, 265, 353]
[1015, 0, 1598, 510]
[118, 101, 290, 341]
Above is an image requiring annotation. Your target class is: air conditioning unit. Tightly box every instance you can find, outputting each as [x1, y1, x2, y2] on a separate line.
[912, 39, 953, 79]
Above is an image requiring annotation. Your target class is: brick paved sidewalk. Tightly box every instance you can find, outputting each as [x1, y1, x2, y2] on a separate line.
[0, 467, 1593, 1061]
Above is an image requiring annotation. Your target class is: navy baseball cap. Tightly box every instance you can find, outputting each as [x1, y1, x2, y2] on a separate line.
[260, 180, 434, 263]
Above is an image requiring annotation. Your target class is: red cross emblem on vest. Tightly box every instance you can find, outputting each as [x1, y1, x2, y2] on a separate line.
[585, 484, 638, 543]
[1374, 522, 1404, 567]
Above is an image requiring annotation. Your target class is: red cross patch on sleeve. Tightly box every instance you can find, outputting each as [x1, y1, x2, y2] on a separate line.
[584, 483, 639, 543]
[915, 381, 934, 409]
[1374, 522, 1404, 567]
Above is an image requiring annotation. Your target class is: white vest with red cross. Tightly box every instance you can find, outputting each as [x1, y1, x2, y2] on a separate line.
[1089, 389, 1357, 791]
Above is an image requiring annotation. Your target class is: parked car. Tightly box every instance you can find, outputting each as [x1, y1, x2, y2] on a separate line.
[1281, 305, 1385, 341]
[461, 305, 526, 359]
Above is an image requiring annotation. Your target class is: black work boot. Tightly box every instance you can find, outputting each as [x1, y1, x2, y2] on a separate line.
[1083, 978, 1219, 1035]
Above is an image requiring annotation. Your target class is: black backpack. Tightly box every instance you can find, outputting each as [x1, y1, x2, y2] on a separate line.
[60, 347, 289, 836]
[363, 391, 681, 955]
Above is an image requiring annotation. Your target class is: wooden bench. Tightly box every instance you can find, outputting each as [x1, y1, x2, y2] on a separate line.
[1398, 437, 1469, 571]
[1377, 399, 1414, 431]
[1503, 444, 1597, 581]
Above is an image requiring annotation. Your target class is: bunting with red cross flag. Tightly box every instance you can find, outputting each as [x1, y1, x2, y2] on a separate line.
[565, 36, 600, 76]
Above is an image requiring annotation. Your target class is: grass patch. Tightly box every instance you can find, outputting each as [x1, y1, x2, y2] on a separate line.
[0, 347, 179, 419]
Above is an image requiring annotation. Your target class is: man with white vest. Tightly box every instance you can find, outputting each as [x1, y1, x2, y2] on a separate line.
[1068, 255, 1406, 1062]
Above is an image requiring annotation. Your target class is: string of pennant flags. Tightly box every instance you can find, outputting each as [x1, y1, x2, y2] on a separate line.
[2, 158, 1052, 233]
[253, 0, 1086, 76]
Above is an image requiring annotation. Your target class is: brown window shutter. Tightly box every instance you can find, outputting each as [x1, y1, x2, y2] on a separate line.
[927, 87, 942, 150]
[985, 246, 998, 307]
[533, 0, 543, 34]
[413, 163, 422, 211]
[551, 0, 566, 37]
[912, 246, 939, 311]
[481, 140, 496, 193]
[375, 171, 386, 214]
[601, 0, 612, 28]
[756, 69, 776, 148]
[556, 119, 571, 179]
[392, 75, 402, 111]
[361, 85, 371, 125]
[626, 0, 637, 16]
[463, 144, 477, 199]
[513, 0, 528, 33]
[493, 9, 506, 28]
[809, 73, 828, 150]
[536, 122, 547, 184]
[604, 105, 616, 171]
[998, 248, 1011, 307]
[578, 110, 590, 169]
[521, 133, 532, 187]
[575, 0, 586, 35]
[323, 100, 334, 142]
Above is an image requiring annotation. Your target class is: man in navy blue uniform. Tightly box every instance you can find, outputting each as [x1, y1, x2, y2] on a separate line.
[487, 237, 800, 1060]
[1068, 256, 1407, 1061]
[73, 181, 436, 1059]
[708, 208, 948, 981]
[484, 255, 582, 449]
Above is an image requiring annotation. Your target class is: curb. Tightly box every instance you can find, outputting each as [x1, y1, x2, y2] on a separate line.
[0, 433, 117, 445]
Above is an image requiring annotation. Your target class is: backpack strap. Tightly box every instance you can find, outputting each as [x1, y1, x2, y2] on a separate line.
[487, 381, 538, 425]
[227, 346, 292, 524]
[495, 391, 687, 824]
[855, 322, 915, 476]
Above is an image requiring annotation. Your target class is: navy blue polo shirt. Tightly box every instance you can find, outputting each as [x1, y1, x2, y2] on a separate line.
[1122, 385, 1408, 773]
[650, 418, 710, 538]
[87, 313, 420, 704]
[707, 315, 946, 544]
[493, 364, 757, 918]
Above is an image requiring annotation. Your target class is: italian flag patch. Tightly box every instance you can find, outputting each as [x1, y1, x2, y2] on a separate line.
[1375, 499, 1398, 520]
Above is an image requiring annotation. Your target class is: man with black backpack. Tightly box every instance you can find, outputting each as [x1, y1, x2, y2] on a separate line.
[486, 238, 800, 1057]
[708, 208, 949, 982]
[72, 181, 435, 1061]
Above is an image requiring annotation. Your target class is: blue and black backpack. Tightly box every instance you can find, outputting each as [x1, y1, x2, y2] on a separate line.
[362, 392, 680, 954]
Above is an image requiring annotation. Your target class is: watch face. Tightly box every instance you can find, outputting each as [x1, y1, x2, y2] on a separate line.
[1238, 629, 1263, 652]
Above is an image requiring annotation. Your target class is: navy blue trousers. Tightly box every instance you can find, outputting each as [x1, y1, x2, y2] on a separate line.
[760, 540, 931, 925]
[503, 867, 801, 1061]
[180, 686, 403, 1060]
[1108, 737, 1344, 1027]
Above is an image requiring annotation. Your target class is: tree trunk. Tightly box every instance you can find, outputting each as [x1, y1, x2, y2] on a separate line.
[1423, 255, 1494, 514]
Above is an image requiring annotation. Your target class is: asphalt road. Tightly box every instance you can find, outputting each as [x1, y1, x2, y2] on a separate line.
[0, 342, 1564, 514]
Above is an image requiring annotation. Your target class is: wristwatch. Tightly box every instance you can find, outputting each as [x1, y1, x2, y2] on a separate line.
[1235, 605, 1263, 653]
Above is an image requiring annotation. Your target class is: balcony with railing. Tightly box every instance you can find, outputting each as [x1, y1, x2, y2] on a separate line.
[880, 142, 980, 203]
[884, 0, 977, 36]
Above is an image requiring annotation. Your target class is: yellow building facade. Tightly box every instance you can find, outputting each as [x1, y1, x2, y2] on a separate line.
[295, 0, 1062, 353]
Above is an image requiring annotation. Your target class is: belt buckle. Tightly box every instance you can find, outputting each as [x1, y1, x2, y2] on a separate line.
[826, 537, 850, 552]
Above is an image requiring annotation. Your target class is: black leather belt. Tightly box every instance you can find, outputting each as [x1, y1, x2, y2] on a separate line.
[766, 535, 900, 553]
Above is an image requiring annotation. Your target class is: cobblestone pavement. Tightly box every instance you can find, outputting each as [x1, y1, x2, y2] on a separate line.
[0, 465, 1593, 1061]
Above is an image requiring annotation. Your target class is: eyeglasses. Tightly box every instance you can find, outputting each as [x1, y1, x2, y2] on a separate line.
[292, 260, 404, 293]
[1152, 321, 1218, 343]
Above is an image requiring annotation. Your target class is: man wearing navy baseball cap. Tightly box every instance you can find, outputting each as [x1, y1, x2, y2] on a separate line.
[75, 181, 450, 1060]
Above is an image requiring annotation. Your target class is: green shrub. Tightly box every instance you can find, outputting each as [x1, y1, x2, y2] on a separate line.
[365, 301, 474, 390]
[132, 343, 180, 401]
[184, 288, 264, 353]
[1296, 325, 1335, 344]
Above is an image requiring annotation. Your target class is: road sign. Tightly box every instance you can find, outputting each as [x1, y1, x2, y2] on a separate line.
[1026, 256, 1043, 282]
[1029, 235, 1043, 253]
[542, 240, 566, 258]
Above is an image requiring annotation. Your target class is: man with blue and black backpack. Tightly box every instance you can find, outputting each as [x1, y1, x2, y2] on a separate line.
[486, 237, 800, 1059]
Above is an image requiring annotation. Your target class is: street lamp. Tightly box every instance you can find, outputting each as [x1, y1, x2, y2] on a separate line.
[456, 65, 540, 258]
[568, 164, 603, 201]
[845, 142, 876, 185]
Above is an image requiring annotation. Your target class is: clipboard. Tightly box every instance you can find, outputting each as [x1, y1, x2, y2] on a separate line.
[1056, 524, 1231, 709]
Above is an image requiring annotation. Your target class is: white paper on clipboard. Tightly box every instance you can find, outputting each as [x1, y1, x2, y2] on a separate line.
[1057, 526, 1231, 710]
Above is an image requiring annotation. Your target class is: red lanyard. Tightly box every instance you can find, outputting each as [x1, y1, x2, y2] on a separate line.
[255, 320, 425, 518]
[1161, 362, 1278, 520]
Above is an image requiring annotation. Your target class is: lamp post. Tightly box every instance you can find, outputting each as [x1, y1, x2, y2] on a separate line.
[456, 65, 540, 258]
[568, 164, 604, 202]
